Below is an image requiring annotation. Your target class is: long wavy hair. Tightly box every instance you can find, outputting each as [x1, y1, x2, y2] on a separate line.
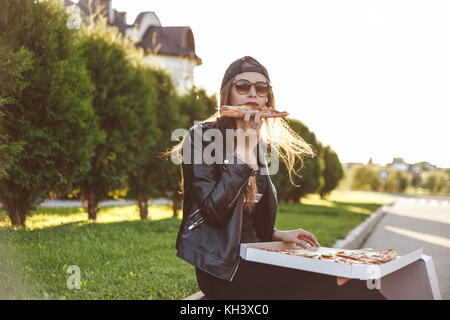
[164, 58, 317, 212]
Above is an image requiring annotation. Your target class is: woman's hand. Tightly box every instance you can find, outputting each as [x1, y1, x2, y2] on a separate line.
[273, 229, 320, 249]
[235, 110, 262, 169]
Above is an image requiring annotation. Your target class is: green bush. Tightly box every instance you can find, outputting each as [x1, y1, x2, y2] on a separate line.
[271, 118, 322, 203]
[351, 166, 381, 191]
[0, 0, 101, 226]
[76, 15, 153, 220]
[384, 170, 409, 193]
[319, 145, 344, 199]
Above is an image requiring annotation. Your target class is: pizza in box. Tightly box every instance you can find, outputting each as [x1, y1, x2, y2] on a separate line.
[261, 247, 397, 265]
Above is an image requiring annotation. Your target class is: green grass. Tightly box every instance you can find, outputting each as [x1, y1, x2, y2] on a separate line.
[0, 191, 394, 300]
[275, 192, 394, 247]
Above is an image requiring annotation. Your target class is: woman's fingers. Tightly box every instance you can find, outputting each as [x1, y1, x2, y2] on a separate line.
[237, 110, 263, 129]
[295, 239, 309, 249]
[304, 231, 320, 247]
[254, 110, 261, 124]
[298, 230, 320, 248]
[243, 110, 251, 122]
[310, 234, 320, 247]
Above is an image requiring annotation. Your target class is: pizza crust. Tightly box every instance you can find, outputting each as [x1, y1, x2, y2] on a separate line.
[219, 105, 289, 118]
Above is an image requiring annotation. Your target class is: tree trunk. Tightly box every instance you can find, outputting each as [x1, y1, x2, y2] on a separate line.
[4, 198, 27, 227]
[8, 211, 26, 227]
[87, 190, 98, 220]
[172, 198, 179, 218]
[138, 193, 148, 220]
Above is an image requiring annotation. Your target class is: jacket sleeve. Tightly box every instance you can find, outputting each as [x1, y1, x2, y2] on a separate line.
[183, 125, 256, 227]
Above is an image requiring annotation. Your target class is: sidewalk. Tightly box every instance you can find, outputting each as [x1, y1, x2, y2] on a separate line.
[361, 195, 450, 299]
[0, 198, 173, 208]
[0, 198, 172, 208]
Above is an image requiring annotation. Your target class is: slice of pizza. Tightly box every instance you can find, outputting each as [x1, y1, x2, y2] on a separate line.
[219, 105, 289, 118]
[335, 249, 397, 264]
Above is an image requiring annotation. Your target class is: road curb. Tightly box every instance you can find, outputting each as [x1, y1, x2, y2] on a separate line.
[333, 201, 395, 249]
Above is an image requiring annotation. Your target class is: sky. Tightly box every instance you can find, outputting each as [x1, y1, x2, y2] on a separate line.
[113, 0, 450, 168]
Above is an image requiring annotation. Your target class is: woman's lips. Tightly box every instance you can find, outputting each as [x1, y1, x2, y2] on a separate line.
[245, 102, 259, 107]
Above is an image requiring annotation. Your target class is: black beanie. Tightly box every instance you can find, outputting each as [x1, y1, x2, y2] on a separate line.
[221, 56, 270, 90]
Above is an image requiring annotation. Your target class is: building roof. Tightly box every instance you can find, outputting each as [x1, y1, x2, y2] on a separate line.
[67, 1, 201, 64]
[133, 11, 161, 27]
[138, 26, 202, 65]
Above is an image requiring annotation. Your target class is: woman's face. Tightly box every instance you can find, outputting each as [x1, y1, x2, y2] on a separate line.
[229, 72, 269, 108]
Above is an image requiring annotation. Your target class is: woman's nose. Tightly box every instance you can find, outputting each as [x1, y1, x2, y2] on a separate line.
[248, 85, 257, 97]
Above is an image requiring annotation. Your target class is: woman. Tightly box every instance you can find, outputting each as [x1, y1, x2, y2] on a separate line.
[171, 56, 385, 300]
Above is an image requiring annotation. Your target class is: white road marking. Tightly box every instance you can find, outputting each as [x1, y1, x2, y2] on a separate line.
[385, 225, 450, 249]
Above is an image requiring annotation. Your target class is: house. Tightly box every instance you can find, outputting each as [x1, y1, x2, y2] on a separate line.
[343, 162, 364, 170]
[388, 158, 409, 172]
[65, 0, 202, 92]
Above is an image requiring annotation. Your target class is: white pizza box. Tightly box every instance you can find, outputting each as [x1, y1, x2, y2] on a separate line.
[240, 241, 424, 280]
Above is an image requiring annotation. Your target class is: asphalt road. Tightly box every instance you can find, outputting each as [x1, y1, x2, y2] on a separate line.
[361, 194, 450, 299]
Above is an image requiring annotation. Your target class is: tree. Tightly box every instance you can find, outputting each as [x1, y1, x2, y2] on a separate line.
[0, 44, 29, 179]
[0, 0, 100, 227]
[271, 118, 321, 203]
[422, 170, 449, 194]
[385, 170, 408, 193]
[125, 65, 161, 220]
[411, 173, 422, 190]
[141, 78, 217, 218]
[177, 87, 217, 126]
[319, 145, 344, 199]
[351, 166, 380, 191]
[76, 16, 144, 220]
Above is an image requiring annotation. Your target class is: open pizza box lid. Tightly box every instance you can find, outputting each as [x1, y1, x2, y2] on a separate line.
[240, 241, 424, 280]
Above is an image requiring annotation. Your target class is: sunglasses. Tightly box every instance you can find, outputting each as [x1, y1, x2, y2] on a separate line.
[233, 79, 271, 97]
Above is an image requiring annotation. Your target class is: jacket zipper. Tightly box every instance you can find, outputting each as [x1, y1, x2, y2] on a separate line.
[227, 169, 256, 209]
[187, 216, 204, 230]
[187, 208, 204, 230]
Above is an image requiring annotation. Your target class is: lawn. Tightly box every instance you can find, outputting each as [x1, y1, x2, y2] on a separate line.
[0, 191, 395, 300]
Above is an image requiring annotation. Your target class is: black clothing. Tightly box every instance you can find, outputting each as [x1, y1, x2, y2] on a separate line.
[240, 167, 268, 243]
[175, 117, 278, 281]
[196, 259, 386, 300]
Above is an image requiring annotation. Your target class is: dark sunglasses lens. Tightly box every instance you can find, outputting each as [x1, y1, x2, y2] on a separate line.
[235, 80, 251, 94]
[255, 82, 270, 96]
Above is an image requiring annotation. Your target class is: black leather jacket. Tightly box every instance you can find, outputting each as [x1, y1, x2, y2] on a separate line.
[175, 117, 278, 281]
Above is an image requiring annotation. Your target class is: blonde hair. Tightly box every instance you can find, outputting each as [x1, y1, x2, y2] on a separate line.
[163, 63, 317, 212]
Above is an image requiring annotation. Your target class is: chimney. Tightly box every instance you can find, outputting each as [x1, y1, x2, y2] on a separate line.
[115, 10, 127, 27]
[78, 0, 114, 23]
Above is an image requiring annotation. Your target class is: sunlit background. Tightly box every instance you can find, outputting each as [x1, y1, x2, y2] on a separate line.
[114, 0, 450, 168]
